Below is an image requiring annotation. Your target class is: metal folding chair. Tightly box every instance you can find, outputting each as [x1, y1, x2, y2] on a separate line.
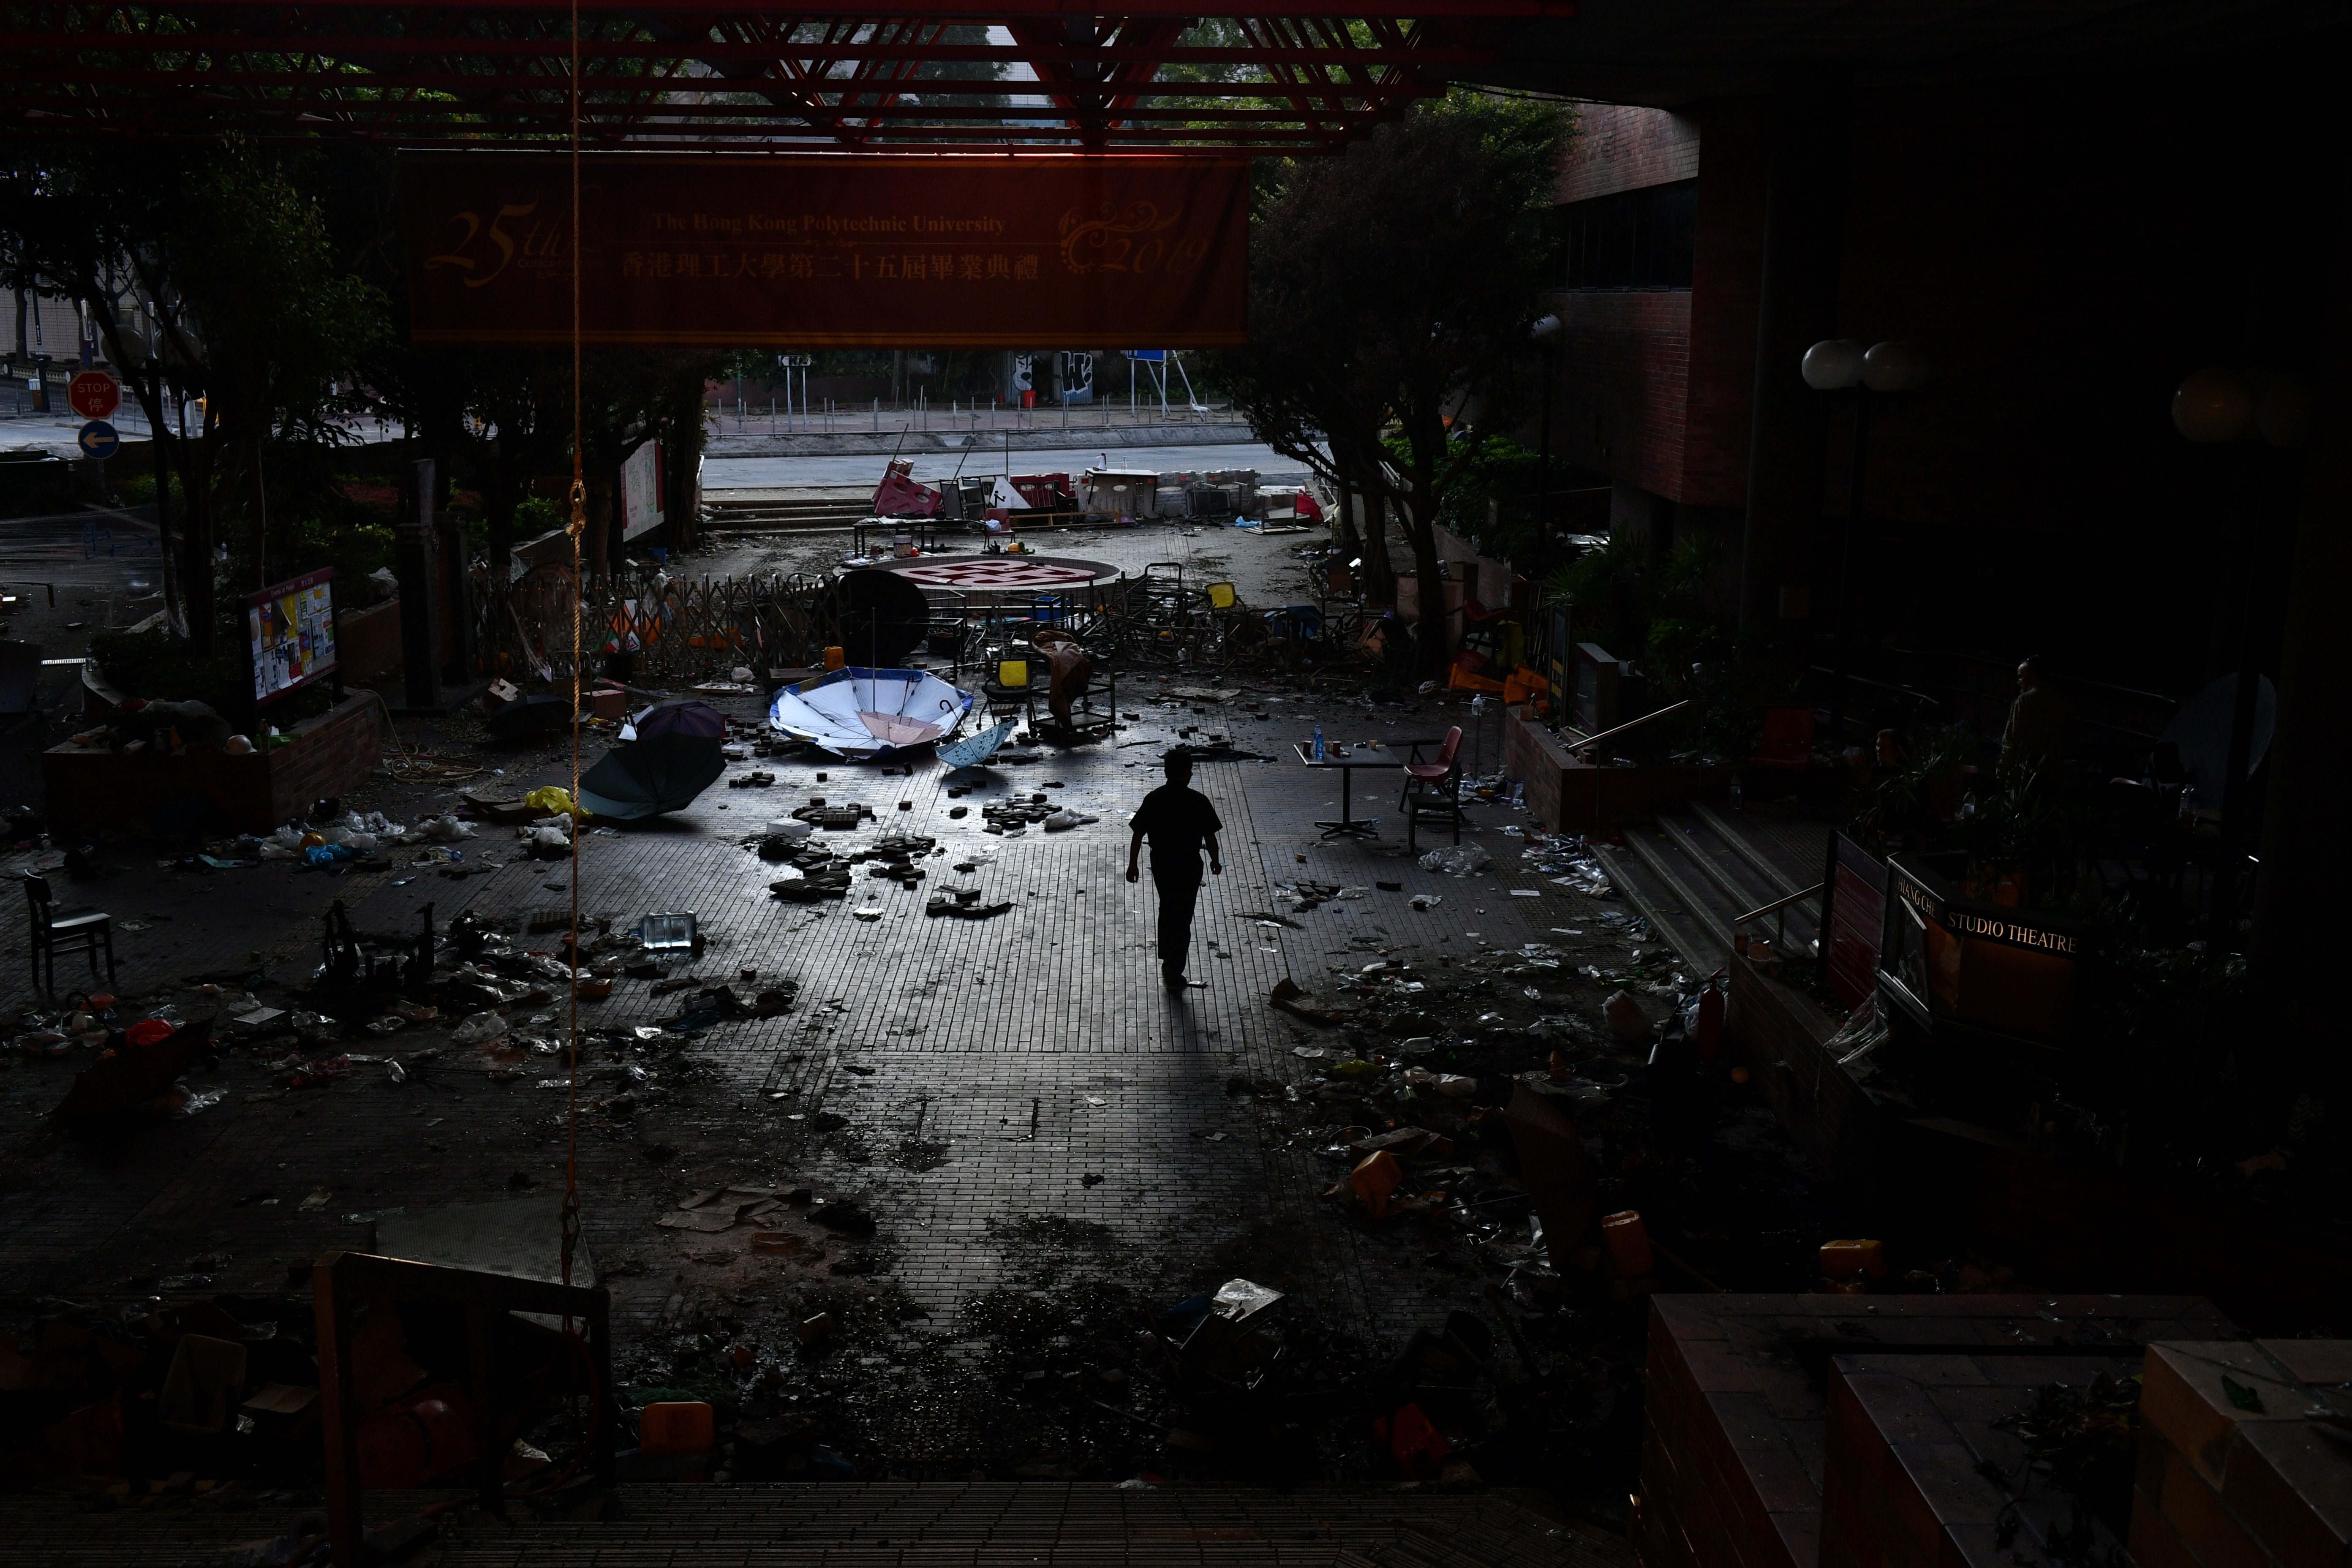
[982, 658, 1036, 726]
[23, 872, 115, 994]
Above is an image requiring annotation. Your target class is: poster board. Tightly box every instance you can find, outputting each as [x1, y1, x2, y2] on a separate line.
[249, 568, 338, 704]
[621, 440, 665, 542]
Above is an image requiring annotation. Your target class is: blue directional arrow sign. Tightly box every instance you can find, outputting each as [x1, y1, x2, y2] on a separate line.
[77, 420, 120, 460]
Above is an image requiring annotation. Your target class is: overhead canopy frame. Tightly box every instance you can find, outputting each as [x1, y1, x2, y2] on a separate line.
[0, 2, 1572, 153]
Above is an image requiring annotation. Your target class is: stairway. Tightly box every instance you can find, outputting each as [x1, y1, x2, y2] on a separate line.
[16, 1481, 1634, 1566]
[703, 489, 877, 533]
[1595, 798, 1832, 975]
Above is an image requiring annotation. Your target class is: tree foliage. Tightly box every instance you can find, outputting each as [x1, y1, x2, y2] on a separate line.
[1, 140, 387, 651]
[1214, 91, 1573, 672]
[3, 138, 724, 669]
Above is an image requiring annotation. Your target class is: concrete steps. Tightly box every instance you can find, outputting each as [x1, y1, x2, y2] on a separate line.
[1596, 801, 1830, 975]
[10, 1481, 1633, 1567]
[703, 491, 876, 533]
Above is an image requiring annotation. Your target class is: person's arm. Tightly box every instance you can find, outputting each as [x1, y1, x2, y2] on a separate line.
[1127, 826, 1144, 882]
[1206, 830, 1222, 875]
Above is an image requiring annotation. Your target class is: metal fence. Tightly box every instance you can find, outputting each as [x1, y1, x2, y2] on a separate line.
[472, 563, 840, 684]
[465, 554, 1358, 689]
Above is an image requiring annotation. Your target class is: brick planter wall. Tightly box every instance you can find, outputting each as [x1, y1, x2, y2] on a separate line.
[1633, 1294, 2238, 1568]
[2129, 1339, 2352, 1568]
[335, 599, 403, 684]
[1821, 1351, 2151, 1568]
[1726, 953, 1880, 1190]
[43, 691, 387, 836]
[1503, 703, 1730, 831]
[1882, 1117, 2352, 1337]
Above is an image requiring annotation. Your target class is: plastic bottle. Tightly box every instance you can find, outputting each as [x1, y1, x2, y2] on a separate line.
[1729, 774, 1743, 811]
[1312, 723, 1326, 763]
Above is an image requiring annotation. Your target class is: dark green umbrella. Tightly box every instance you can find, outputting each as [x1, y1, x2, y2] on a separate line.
[577, 701, 728, 819]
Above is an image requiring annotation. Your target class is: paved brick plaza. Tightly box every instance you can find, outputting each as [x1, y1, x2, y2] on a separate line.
[0, 526, 1825, 1516]
[0, 660, 1677, 1462]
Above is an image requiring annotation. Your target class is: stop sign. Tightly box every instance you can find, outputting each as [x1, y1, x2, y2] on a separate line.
[68, 370, 120, 421]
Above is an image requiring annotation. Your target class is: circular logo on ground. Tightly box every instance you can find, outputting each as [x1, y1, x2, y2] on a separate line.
[886, 557, 1109, 590]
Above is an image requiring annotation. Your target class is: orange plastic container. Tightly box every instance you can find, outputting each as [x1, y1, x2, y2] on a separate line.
[640, 1401, 715, 1481]
[823, 645, 845, 671]
[1351, 1150, 1403, 1218]
[1601, 1210, 1655, 1277]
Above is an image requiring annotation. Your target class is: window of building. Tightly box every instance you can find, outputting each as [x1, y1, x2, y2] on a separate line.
[1552, 179, 1697, 290]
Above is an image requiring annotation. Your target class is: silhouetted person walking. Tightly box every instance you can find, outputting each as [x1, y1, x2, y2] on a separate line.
[1126, 749, 1222, 990]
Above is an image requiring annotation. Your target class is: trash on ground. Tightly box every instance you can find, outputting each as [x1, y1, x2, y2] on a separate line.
[1418, 843, 1492, 876]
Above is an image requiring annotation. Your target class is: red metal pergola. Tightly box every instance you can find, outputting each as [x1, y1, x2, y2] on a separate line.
[0, 2, 1572, 153]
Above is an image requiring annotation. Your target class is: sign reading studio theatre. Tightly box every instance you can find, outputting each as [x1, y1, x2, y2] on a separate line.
[399, 154, 1248, 349]
[1876, 853, 2081, 1052]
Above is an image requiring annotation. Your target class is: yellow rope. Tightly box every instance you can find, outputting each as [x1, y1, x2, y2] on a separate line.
[561, 0, 584, 1301]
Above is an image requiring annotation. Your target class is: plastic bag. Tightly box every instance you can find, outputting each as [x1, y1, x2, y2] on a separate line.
[1417, 842, 1492, 877]
[526, 786, 590, 819]
[451, 1012, 509, 1046]
[420, 815, 474, 842]
[1404, 1066, 1479, 1098]
[1605, 989, 1651, 1043]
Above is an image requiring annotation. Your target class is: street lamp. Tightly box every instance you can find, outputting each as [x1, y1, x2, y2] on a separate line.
[1532, 314, 1562, 540]
[1804, 338, 1930, 752]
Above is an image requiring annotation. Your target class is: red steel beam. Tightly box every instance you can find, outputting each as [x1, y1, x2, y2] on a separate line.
[3, 1, 1566, 14]
[0, 28, 1499, 63]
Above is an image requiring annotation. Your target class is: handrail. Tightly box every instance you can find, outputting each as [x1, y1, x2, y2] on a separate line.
[315, 1250, 614, 1567]
[1734, 881, 1827, 926]
[1569, 698, 1694, 756]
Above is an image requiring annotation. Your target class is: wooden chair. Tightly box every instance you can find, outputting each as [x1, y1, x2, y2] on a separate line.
[1399, 727, 1467, 851]
[23, 872, 114, 995]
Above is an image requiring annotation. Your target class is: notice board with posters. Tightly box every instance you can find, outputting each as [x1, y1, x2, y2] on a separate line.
[399, 154, 1249, 348]
[249, 568, 338, 704]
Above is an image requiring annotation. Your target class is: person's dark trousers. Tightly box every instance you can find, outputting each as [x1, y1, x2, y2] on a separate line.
[1152, 866, 1202, 983]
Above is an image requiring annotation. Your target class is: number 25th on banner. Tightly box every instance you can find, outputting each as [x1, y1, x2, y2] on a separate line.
[423, 200, 559, 290]
[397, 155, 1249, 348]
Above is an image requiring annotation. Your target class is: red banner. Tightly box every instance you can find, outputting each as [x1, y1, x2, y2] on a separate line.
[398, 154, 1247, 348]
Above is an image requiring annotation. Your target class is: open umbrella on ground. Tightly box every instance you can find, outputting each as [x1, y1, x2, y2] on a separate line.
[768, 667, 974, 760]
[577, 700, 728, 819]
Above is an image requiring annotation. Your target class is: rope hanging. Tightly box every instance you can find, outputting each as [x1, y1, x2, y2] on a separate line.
[560, 0, 584, 1298]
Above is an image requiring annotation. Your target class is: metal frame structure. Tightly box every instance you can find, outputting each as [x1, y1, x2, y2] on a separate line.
[0, 3, 1570, 152]
[313, 1249, 615, 1568]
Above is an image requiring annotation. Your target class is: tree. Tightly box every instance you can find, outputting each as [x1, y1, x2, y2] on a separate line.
[0, 142, 386, 653]
[1215, 92, 1572, 673]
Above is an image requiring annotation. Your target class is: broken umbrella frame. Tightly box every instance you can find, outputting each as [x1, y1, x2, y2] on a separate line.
[314, 1250, 614, 1568]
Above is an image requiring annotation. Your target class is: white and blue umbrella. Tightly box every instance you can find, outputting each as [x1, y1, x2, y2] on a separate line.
[768, 667, 975, 760]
